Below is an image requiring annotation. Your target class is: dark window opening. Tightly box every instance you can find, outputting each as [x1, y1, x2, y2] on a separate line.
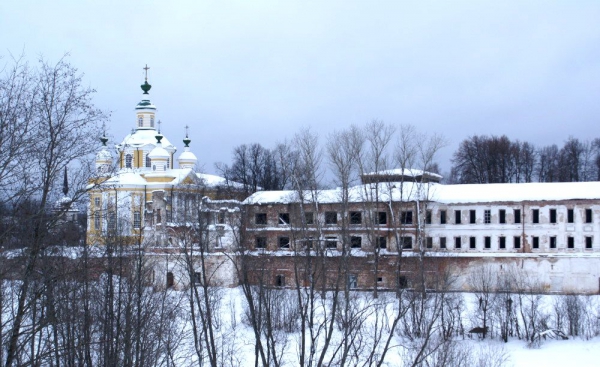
[377, 276, 383, 283]
[378, 211, 387, 225]
[532, 236, 539, 249]
[440, 237, 447, 249]
[305, 212, 314, 225]
[440, 210, 447, 224]
[484, 236, 491, 249]
[568, 236, 574, 249]
[586, 209, 593, 223]
[401, 211, 413, 224]
[425, 210, 432, 224]
[194, 272, 201, 284]
[398, 275, 408, 289]
[279, 213, 290, 225]
[275, 275, 285, 287]
[378, 236, 387, 249]
[568, 209, 574, 223]
[514, 236, 521, 249]
[455, 210, 461, 224]
[350, 211, 362, 225]
[256, 236, 267, 249]
[426, 237, 433, 248]
[586, 236, 592, 249]
[125, 154, 132, 168]
[484, 210, 491, 224]
[470, 210, 476, 224]
[499, 209, 506, 224]
[218, 211, 225, 224]
[550, 236, 557, 249]
[499, 237, 506, 249]
[402, 236, 413, 249]
[514, 209, 521, 224]
[455, 237, 461, 249]
[255, 213, 267, 225]
[550, 209, 557, 224]
[325, 211, 337, 225]
[166, 272, 174, 288]
[532, 209, 539, 224]
[350, 236, 362, 248]
[469, 236, 476, 249]
[279, 236, 290, 248]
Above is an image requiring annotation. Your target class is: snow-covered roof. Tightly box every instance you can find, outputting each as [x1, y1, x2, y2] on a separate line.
[116, 128, 175, 151]
[244, 181, 600, 205]
[197, 173, 245, 189]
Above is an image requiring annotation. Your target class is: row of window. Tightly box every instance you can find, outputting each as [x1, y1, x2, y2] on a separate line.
[255, 208, 595, 226]
[123, 154, 171, 169]
[255, 235, 594, 250]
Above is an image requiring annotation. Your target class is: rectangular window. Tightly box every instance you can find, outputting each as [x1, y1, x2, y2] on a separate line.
[217, 211, 225, 224]
[470, 210, 476, 224]
[305, 238, 315, 249]
[255, 213, 267, 225]
[94, 197, 100, 207]
[455, 237, 461, 249]
[378, 211, 387, 225]
[398, 275, 408, 289]
[532, 209, 539, 224]
[426, 236, 433, 248]
[278, 213, 290, 225]
[348, 274, 358, 289]
[350, 211, 362, 225]
[133, 211, 141, 229]
[256, 236, 267, 249]
[586, 209, 593, 223]
[499, 237, 506, 249]
[455, 210, 462, 224]
[469, 236, 476, 249]
[378, 236, 387, 249]
[568, 209, 574, 223]
[305, 212, 314, 225]
[156, 208, 162, 224]
[402, 236, 413, 249]
[440, 210, 447, 224]
[108, 212, 116, 231]
[514, 209, 521, 224]
[484, 236, 491, 249]
[532, 236, 539, 249]
[514, 236, 521, 249]
[484, 210, 491, 224]
[350, 236, 362, 248]
[275, 274, 285, 287]
[550, 236, 557, 249]
[94, 214, 101, 230]
[499, 209, 506, 224]
[325, 211, 337, 225]
[425, 210, 432, 224]
[194, 272, 201, 284]
[401, 210, 413, 224]
[325, 236, 337, 249]
[550, 209, 557, 224]
[586, 236, 592, 249]
[279, 236, 290, 248]
[568, 236, 574, 249]
[440, 237, 447, 249]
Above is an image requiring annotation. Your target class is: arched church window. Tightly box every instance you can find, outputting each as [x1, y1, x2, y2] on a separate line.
[138, 116, 143, 127]
[146, 155, 151, 168]
[150, 116, 155, 127]
[125, 154, 132, 168]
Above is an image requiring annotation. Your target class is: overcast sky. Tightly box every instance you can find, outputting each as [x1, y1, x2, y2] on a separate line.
[2, 1, 600, 175]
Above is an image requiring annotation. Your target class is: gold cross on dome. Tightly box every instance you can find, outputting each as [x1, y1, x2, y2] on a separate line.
[143, 64, 150, 81]
[157, 119, 162, 133]
[185, 125, 189, 137]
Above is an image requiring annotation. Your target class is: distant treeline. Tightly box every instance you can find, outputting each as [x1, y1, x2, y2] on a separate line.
[449, 135, 600, 184]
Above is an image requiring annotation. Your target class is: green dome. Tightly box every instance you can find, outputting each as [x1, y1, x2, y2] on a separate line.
[141, 81, 152, 94]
